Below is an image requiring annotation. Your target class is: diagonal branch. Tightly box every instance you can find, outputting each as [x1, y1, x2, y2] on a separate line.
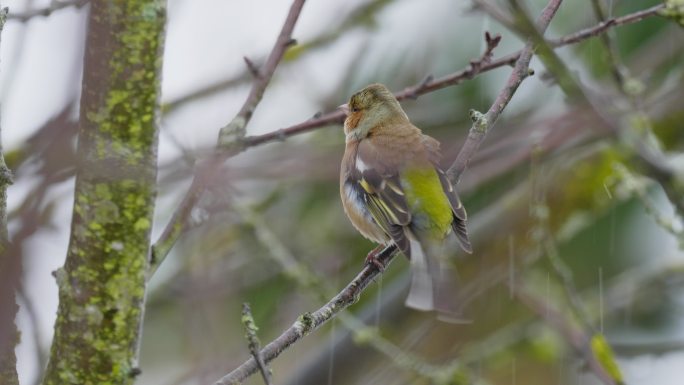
[149, 0, 665, 283]
[212, 1, 564, 384]
[449, 0, 562, 184]
[549, 3, 665, 47]
[147, 0, 307, 278]
[241, 303, 273, 385]
[217, 0, 305, 146]
[514, 284, 619, 385]
[163, 0, 396, 115]
[230, 195, 474, 382]
[241, 2, 664, 150]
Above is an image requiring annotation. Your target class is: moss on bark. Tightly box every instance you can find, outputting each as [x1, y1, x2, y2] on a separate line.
[43, 1, 166, 384]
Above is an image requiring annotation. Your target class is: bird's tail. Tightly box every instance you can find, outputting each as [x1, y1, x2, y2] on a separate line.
[404, 235, 468, 322]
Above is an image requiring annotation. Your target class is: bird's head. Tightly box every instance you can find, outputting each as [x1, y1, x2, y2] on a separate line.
[340, 83, 409, 142]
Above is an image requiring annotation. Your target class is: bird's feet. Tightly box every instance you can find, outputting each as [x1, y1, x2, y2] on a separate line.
[365, 245, 386, 271]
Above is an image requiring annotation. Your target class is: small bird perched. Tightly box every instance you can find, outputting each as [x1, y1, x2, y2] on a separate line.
[339, 83, 472, 315]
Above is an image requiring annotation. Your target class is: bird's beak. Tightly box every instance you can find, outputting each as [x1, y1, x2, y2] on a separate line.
[337, 103, 350, 117]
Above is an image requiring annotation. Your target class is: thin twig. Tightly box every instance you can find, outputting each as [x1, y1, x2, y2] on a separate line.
[162, 0, 395, 115]
[586, 3, 680, 228]
[147, 0, 307, 278]
[549, 4, 665, 47]
[449, 0, 563, 184]
[243, 56, 260, 78]
[514, 284, 618, 385]
[217, 1, 304, 145]
[212, 1, 565, 383]
[241, 303, 273, 385]
[232, 196, 470, 382]
[7, 0, 89, 22]
[505, 0, 589, 100]
[471, 0, 517, 30]
[148, 3, 663, 281]
[614, 163, 684, 243]
[212, 245, 396, 385]
[162, 73, 251, 114]
[528, 145, 596, 333]
[17, 285, 47, 385]
[589, 0, 627, 86]
[208, 3, 664, 151]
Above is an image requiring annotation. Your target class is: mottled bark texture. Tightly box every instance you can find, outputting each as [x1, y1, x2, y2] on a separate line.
[0, 5, 20, 385]
[43, 1, 166, 384]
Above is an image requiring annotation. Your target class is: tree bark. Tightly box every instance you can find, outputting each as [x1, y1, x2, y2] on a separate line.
[43, 1, 166, 384]
[0, 5, 19, 385]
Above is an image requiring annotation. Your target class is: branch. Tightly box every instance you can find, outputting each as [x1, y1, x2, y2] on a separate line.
[0, 5, 20, 384]
[230, 196, 473, 382]
[506, 0, 588, 100]
[213, 245, 396, 385]
[514, 284, 620, 385]
[215, 3, 667, 151]
[241, 35, 507, 149]
[246, 1, 663, 150]
[449, 0, 562, 183]
[217, 0, 305, 145]
[213, 1, 565, 383]
[148, 2, 663, 281]
[507, 1, 684, 229]
[589, 0, 628, 86]
[548, 4, 665, 47]
[0, 4, 11, 248]
[613, 163, 684, 244]
[241, 303, 272, 385]
[42, 0, 165, 382]
[148, 0, 307, 278]
[162, 0, 395, 115]
[6, 0, 88, 22]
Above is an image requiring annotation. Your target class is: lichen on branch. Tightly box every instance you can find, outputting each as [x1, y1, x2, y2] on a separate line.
[43, 1, 166, 384]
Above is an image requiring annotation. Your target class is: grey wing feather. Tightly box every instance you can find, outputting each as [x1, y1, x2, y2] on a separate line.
[436, 167, 472, 254]
[355, 166, 413, 258]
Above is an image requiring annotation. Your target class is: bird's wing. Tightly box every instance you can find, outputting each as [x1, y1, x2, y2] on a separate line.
[353, 140, 412, 257]
[422, 135, 472, 253]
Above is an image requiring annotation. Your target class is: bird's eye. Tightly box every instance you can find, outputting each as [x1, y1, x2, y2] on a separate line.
[351, 107, 360, 113]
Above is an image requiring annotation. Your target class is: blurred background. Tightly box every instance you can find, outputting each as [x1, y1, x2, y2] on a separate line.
[2, 0, 684, 384]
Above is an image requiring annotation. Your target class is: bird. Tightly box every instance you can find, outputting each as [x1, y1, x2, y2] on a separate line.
[339, 83, 472, 316]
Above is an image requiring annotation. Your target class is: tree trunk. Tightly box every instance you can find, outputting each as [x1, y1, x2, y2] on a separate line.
[0, 5, 19, 385]
[43, 1, 166, 383]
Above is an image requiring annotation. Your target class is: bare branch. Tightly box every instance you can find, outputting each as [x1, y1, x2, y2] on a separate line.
[243, 56, 260, 78]
[589, 0, 628, 86]
[231, 196, 474, 382]
[471, 0, 517, 30]
[549, 4, 665, 47]
[150, 0, 665, 303]
[448, 0, 562, 183]
[514, 284, 619, 385]
[241, 303, 272, 385]
[162, 0, 396, 115]
[244, 3, 661, 150]
[148, 0, 307, 277]
[212, 245, 396, 385]
[212, 1, 565, 383]
[217, 0, 306, 145]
